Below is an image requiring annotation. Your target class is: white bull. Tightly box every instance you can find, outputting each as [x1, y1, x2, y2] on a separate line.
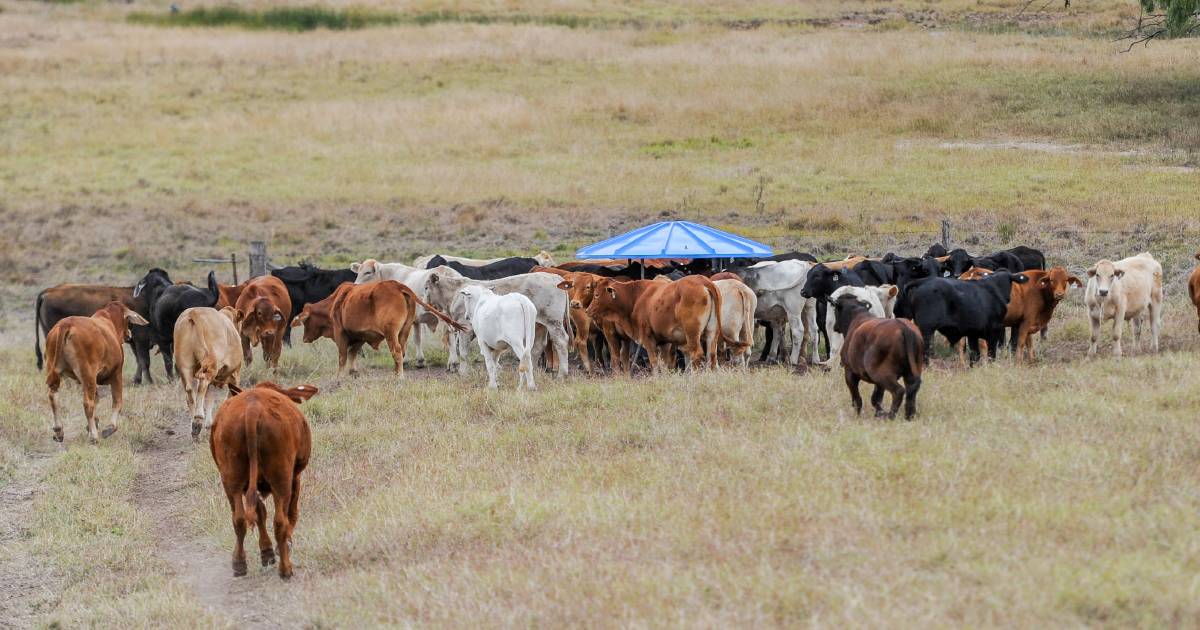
[823, 285, 898, 367]
[1085, 252, 1163, 357]
[350, 258, 463, 367]
[735, 260, 818, 365]
[412, 251, 555, 270]
[456, 285, 539, 390]
[424, 269, 570, 377]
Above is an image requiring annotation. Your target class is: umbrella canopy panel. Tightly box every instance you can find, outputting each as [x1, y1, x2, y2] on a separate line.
[575, 221, 772, 260]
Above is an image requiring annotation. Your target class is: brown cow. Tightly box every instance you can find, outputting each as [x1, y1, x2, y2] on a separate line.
[1190, 251, 1200, 335]
[832, 293, 923, 420]
[36, 283, 160, 384]
[216, 283, 245, 309]
[556, 271, 632, 373]
[234, 276, 292, 370]
[959, 266, 1082, 363]
[44, 301, 149, 443]
[325, 280, 464, 377]
[292, 298, 337, 344]
[210, 382, 317, 579]
[586, 275, 736, 373]
[174, 307, 244, 439]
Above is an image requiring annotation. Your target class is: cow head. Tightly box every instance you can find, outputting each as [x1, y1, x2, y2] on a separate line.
[801, 264, 844, 299]
[291, 304, 331, 344]
[831, 294, 873, 336]
[95, 301, 149, 342]
[351, 259, 381, 284]
[133, 268, 172, 299]
[557, 275, 598, 311]
[1039, 267, 1083, 303]
[535, 250, 556, 267]
[944, 249, 974, 277]
[239, 297, 285, 346]
[1086, 260, 1123, 299]
[585, 278, 627, 322]
[958, 266, 994, 281]
[455, 284, 488, 321]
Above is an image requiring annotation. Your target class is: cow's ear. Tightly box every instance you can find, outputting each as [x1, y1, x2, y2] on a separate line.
[557, 280, 573, 290]
[1068, 275, 1083, 287]
[430, 273, 439, 284]
[350, 262, 361, 273]
[285, 384, 319, 404]
[231, 309, 245, 325]
[606, 287, 617, 298]
[1114, 269, 1125, 278]
[123, 308, 149, 326]
[1086, 267, 1096, 277]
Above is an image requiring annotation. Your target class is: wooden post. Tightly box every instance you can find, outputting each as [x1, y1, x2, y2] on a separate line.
[249, 241, 267, 278]
[230, 253, 239, 285]
[941, 219, 951, 250]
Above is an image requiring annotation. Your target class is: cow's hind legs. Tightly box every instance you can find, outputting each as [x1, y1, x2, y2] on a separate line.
[271, 491, 294, 579]
[844, 371, 863, 416]
[229, 494, 248, 577]
[884, 379, 905, 420]
[870, 385, 885, 416]
[47, 376, 64, 443]
[82, 379, 99, 444]
[903, 376, 921, 420]
[256, 497, 275, 567]
[101, 376, 122, 439]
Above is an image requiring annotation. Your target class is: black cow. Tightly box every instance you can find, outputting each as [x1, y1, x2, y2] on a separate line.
[941, 248, 1025, 277]
[886, 256, 941, 318]
[800, 264, 870, 361]
[924, 244, 948, 258]
[1003, 245, 1046, 271]
[429, 255, 539, 280]
[727, 251, 819, 268]
[271, 263, 357, 343]
[904, 271, 1027, 365]
[136, 270, 220, 375]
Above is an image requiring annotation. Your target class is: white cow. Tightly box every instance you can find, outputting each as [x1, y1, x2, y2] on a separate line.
[424, 269, 570, 377]
[1085, 252, 1163, 357]
[734, 260, 818, 365]
[350, 259, 463, 367]
[456, 285, 538, 390]
[712, 279, 757, 368]
[411, 251, 556, 270]
[822, 285, 898, 367]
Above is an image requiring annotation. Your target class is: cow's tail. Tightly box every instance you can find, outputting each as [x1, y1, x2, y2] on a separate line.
[205, 271, 220, 306]
[899, 323, 923, 380]
[243, 413, 260, 526]
[43, 326, 66, 380]
[34, 290, 46, 370]
[518, 303, 536, 375]
[399, 285, 468, 332]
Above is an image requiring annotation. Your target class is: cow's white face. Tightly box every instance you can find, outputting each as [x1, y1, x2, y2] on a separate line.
[352, 260, 380, 284]
[1087, 261, 1123, 299]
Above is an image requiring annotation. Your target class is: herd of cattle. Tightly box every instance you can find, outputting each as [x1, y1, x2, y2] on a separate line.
[28, 243, 1200, 579]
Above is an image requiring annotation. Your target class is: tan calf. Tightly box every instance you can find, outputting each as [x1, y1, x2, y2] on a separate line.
[1085, 253, 1163, 357]
[174, 307, 244, 439]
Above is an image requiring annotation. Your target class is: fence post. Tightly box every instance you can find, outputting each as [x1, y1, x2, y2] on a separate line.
[940, 219, 951, 250]
[249, 241, 267, 278]
[230, 253, 239, 285]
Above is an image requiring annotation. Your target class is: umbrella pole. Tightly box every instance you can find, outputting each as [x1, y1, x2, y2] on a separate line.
[641, 259, 645, 279]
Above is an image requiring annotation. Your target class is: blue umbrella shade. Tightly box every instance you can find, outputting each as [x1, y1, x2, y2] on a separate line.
[575, 221, 772, 260]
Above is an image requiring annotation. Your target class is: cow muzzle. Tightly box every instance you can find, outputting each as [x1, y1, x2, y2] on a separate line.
[570, 300, 583, 309]
[1098, 289, 1109, 297]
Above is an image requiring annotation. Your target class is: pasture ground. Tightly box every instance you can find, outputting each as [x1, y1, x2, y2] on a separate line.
[2, 0, 1200, 626]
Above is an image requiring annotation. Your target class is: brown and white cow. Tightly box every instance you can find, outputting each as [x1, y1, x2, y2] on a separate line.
[1085, 253, 1163, 357]
[322, 281, 464, 377]
[174, 306, 244, 439]
[43, 301, 148, 443]
[210, 382, 317, 579]
[960, 266, 1082, 363]
[234, 276, 292, 370]
[586, 275, 737, 373]
[1189, 251, 1200, 335]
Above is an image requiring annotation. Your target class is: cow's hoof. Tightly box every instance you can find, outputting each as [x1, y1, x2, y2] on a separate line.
[261, 548, 276, 567]
[101, 425, 117, 439]
[278, 566, 293, 580]
[51, 430, 64, 443]
[232, 559, 248, 577]
[191, 423, 203, 440]
[416, 359, 426, 369]
[89, 435, 99, 445]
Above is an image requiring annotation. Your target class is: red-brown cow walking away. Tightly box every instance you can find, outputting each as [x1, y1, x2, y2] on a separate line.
[1189, 251, 1200, 335]
[43, 301, 149, 443]
[833, 293, 924, 420]
[323, 281, 464, 377]
[210, 382, 317, 579]
[234, 276, 292, 370]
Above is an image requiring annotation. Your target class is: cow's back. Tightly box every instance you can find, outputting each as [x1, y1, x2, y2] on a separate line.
[1116, 254, 1162, 311]
[175, 307, 242, 371]
[211, 390, 310, 483]
[46, 316, 122, 378]
[333, 281, 412, 338]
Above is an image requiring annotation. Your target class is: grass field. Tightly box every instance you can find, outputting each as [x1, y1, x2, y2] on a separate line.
[3, 0, 1200, 626]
